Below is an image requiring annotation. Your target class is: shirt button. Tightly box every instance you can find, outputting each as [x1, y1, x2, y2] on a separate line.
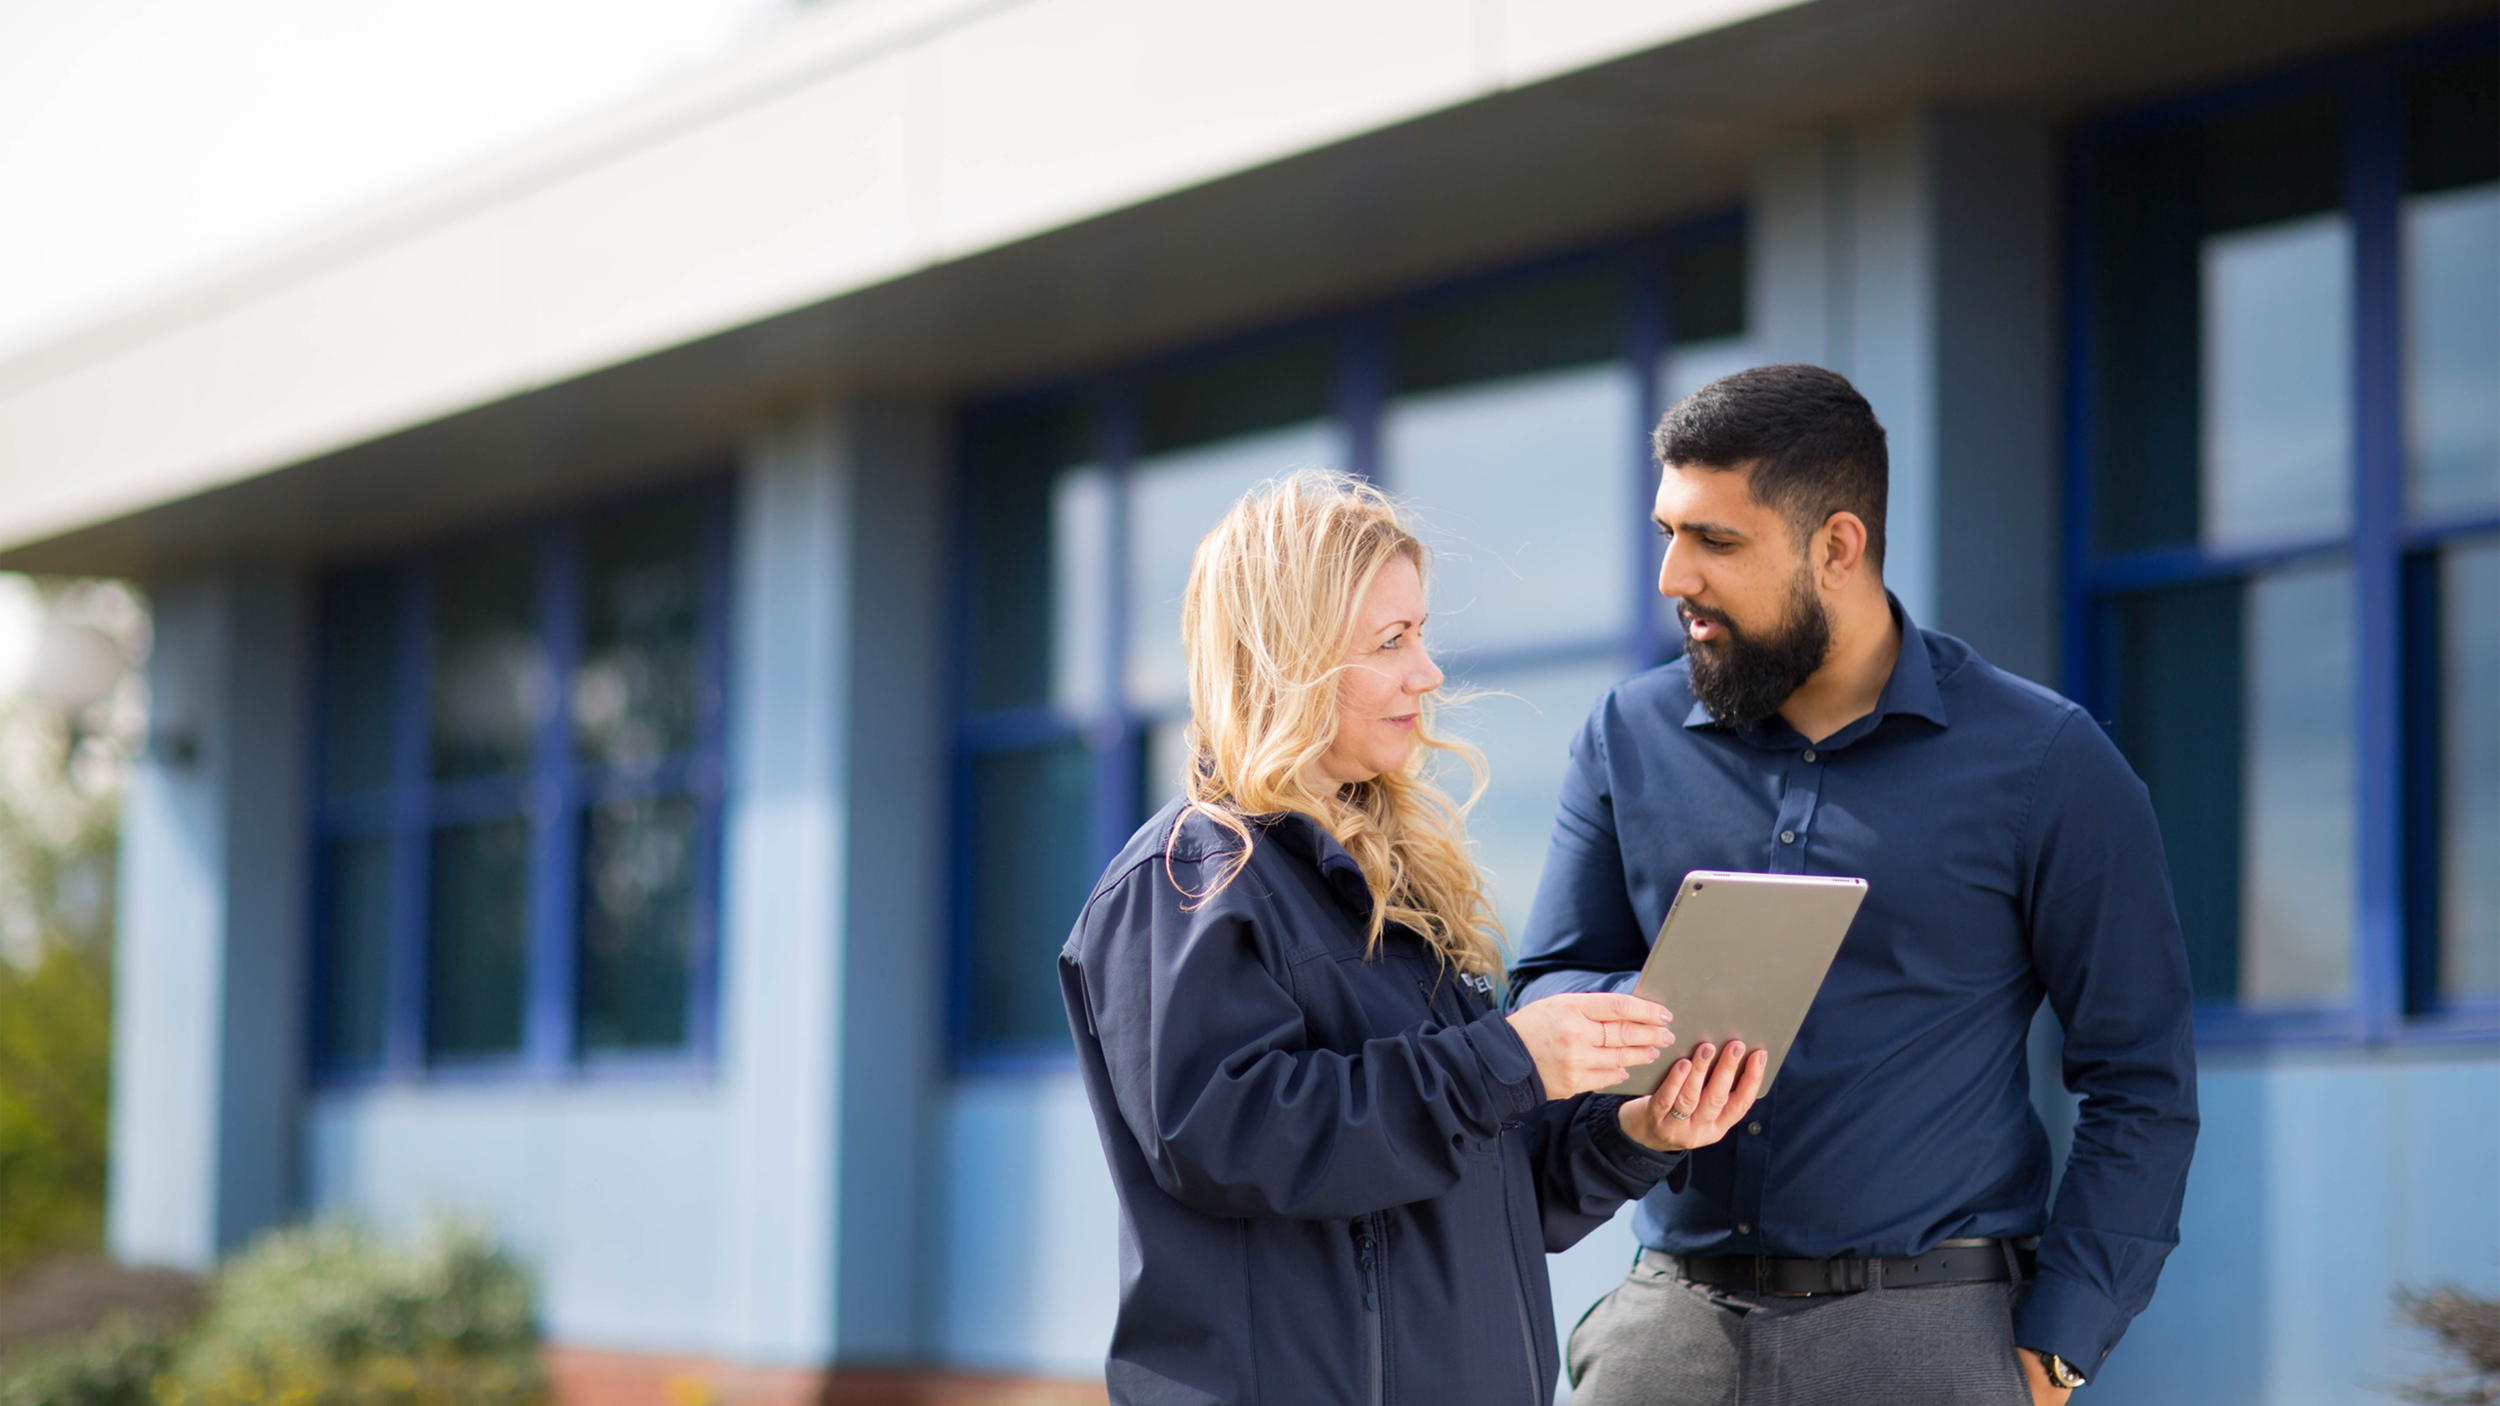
[1780, 830, 1796, 844]
[1737, 1223, 1752, 1235]
[1747, 1121, 1763, 1136]
[1802, 749, 1816, 762]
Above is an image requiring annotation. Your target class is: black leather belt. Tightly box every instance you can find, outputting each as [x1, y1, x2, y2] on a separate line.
[1649, 1237, 2036, 1297]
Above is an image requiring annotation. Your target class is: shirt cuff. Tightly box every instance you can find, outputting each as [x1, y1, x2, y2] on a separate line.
[2014, 1268, 2134, 1380]
[1462, 1008, 1548, 1117]
[1580, 1094, 1687, 1187]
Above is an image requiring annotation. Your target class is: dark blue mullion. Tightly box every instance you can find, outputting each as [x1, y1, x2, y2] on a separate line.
[1626, 238, 1669, 671]
[2083, 536, 2355, 593]
[386, 560, 434, 1077]
[2348, 59, 2407, 1045]
[525, 520, 584, 1073]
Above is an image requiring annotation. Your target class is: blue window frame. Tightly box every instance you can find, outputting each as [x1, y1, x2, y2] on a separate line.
[950, 214, 1752, 1067]
[309, 479, 733, 1081]
[2067, 24, 2500, 1047]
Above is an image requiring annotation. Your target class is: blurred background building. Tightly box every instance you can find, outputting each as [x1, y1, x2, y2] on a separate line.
[0, 0, 2492, 1402]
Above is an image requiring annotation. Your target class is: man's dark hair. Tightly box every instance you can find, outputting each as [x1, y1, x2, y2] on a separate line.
[1653, 363, 1888, 569]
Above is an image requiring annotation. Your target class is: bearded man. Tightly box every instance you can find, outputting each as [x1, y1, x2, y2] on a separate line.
[1511, 364, 2198, 1406]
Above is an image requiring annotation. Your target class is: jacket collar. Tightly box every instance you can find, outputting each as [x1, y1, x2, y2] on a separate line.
[1257, 808, 1376, 919]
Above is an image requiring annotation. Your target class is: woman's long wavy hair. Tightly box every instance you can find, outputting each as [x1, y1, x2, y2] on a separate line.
[1171, 470, 1505, 978]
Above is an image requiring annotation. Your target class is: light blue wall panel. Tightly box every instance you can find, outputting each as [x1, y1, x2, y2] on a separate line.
[2088, 1054, 2500, 1406]
[939, 1069, 1121, 1377]
[302, 1085, 728, 1350]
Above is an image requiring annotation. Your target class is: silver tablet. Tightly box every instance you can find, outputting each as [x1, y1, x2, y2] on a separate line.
[1595, 870, 1868, 1098]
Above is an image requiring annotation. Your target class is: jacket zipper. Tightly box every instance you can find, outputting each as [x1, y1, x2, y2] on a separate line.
[1352, 1215, 1385, 1406]
[1493, 1148, 1545, 1405]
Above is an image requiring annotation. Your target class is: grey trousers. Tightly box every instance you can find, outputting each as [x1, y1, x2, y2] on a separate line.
[1565, 1250, 2033, 1406]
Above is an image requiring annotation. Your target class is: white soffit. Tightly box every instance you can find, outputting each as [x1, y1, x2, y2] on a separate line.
[0, 0, 1809, 556]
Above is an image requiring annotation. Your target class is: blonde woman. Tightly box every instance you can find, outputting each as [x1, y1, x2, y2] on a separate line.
[1058, 472, 1766, 1406]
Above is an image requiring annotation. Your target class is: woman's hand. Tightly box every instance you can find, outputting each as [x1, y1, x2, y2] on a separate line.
[1617, 1040, 1768, 1152]
[1505, 992, 1674, 1100]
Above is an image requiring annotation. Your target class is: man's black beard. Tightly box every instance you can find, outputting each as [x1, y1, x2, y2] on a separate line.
[1681, 569, 1835, 728]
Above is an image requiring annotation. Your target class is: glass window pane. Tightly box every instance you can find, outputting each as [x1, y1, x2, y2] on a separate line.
[427, 817, 531, 1058]
[578, 795, 697, 1052]
[2092, 93, 2347, 554]
[968, 740, 1097, 1049]
[576, 495, 705, 769]
[1386, 269, 1634, 658]
[1662, 230, 1756, 404]
[321, 570, 400, 796]
[1393, 268, 1620, 395]
[967, 402, 1109, 716]
[2201, 213, 2352, 546]
[2109, 581, 2245, 999]
[2438, 537, 2500, 1000]
[318, 836, 393, 1067]
[1440, 659, 1626, 934]
[2238, 563, 2354, 1005]
[2404, 58, 2500, 519]
[431, 538, 547, 780]
[1126, 343, 1342, 710]
[2109, 564, 2356, 1009]
[1387, 368, 1635, 657]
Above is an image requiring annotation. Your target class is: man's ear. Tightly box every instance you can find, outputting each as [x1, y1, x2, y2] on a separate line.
[1816, 512, 1870, 589]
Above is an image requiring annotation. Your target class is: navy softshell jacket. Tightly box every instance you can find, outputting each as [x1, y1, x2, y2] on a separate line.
[1060, 800, 1683, 1406]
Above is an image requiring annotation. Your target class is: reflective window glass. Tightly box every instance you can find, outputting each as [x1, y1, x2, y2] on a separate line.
[576, 496, 704, 769]
[426, 817, 531, 1058]
[431, 539, 547, 780]
[2404, 57, 2500, 520]
[2108, 564, 2358, 1007]
[967, 403, 1109, 715]
[1127, 341, 1341, 709]
[968, 740, 1097, 1048]
[2201, 213, 2351, 546]
[2438, 536, 2500, 1000]
[1440, 660, 1626, 933]
[2237, 563, 2355, 1004]
[2092, 93, 2348, 554]
[578, 795, 697, 1052]
[1661, 230, 1755, 404]
[321, 569, 400, 796]
[1387, 269, 1633, 657]
[318, 835, 393, 1067]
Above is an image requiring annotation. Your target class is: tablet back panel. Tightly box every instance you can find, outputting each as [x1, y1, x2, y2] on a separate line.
[1596, 870, 1867, 1098]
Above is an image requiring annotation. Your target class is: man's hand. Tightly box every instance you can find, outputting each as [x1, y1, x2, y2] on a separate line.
[1505, 992, 1674, 1099]
[1616, 1041, 1767, 1152]
[2017, 1349, 2073, 1406]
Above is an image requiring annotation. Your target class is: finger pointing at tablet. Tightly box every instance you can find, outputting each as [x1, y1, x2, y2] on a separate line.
[1504, 992, 1675, 1099]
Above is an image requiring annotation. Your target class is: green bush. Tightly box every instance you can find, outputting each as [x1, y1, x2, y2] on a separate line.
[0, 1221, 544, 1406]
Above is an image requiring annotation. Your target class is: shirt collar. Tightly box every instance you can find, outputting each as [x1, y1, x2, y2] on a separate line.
[1680, 592, 1949, 740]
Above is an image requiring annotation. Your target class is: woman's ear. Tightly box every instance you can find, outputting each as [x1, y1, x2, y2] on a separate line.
[1817, 512, 1869, 589]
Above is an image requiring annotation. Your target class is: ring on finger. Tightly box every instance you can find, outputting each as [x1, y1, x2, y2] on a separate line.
[1665, 1106, 1692, 1121]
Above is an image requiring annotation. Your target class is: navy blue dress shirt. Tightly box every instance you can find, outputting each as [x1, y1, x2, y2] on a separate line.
[1511, 599, 2199, 1375]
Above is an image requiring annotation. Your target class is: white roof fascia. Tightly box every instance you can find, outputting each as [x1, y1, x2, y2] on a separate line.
[0, 0, 1807, 555]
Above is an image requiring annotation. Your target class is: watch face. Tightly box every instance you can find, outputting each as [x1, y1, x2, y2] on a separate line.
[2044, 1354, 2086, 1387]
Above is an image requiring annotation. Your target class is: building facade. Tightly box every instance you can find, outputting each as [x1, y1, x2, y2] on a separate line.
[1, 1, 2490, 1401]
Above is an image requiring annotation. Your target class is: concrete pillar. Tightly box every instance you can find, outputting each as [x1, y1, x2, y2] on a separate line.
[108, 565, 308, 1268]
[716, 399, 947, 1366]
[1749, 109, 2061, 684]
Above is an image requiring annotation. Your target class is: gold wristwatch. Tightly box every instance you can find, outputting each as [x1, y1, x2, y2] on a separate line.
[2032, 1349, 2087, 1389]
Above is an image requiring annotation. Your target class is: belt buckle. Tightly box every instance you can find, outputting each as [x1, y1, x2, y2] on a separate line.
[1754, 1255, 1770, 1295]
